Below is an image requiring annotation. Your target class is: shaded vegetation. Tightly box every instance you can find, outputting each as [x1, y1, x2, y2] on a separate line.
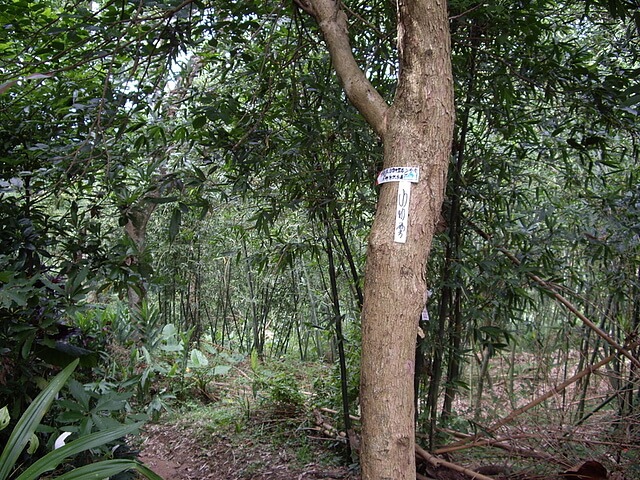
[1, 0, 639, 477]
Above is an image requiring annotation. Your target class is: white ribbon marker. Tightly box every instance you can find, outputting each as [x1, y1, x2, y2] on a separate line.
[376, 167, 420, 244]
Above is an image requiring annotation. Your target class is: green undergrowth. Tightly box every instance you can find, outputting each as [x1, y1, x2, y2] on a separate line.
[155, 356, 349, 470]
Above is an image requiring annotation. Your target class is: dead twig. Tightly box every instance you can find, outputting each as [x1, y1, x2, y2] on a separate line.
[437, 428, 568, 466]
[415, 445, 496, 480]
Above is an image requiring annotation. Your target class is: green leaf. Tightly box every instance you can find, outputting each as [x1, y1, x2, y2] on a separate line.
[26, 433, 39, 455]
[192, 116, 207, 129]
[0, 359, 79, 480]
[213, 365, 232, 376]
[0, 406, 9, 431]
[53, 459, 164, 480]
[14, 422, 143, 480]
[0, 271, 14, 282]
[621, 93, 640, 108]
[93, 391, 132, 412]
[70, 200, 78, 226]
[250, 349, 259, 373]
[67, 378, 91, 410]
[1, 288, 28, 307]
[189, 349, 209, 368]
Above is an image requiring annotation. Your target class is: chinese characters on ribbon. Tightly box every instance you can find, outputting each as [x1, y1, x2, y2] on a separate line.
[376, 167, 420, 244]
[394, 181, 411, 243]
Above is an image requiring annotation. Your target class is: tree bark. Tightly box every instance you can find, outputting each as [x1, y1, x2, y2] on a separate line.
[361, 5, 453, 474]
[296, 0, 454, 477]
[123, 195, 158, 313]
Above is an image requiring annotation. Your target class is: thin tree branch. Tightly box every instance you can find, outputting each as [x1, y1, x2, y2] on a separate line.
[293, 0, 389, 137]
[471, 221, 640, 370]
[436, 429, 567, 464]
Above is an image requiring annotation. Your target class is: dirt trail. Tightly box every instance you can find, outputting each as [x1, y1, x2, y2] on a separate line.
[139, 422, 358, 480]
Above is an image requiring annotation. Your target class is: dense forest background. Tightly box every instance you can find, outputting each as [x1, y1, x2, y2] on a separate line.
[1, 0, 639, 478]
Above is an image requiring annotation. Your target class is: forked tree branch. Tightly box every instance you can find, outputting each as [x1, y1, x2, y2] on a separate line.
[294, 0, 389, 137]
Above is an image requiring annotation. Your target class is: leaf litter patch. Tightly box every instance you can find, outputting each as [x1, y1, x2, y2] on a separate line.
[138, 418, 358, 480]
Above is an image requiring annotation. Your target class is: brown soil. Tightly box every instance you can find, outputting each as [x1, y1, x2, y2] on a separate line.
[138, 421, 359, 480]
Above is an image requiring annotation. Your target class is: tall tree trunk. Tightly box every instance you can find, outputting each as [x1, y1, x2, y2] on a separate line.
[296, 0, 453, 477]
[241, 236, 263, 358]
[123, 200, 156, 312]
[474, 345, 491, 421]
[331, 206, 364, 309]
[365, 3, 453, 477]
[426, 280, 449, 447]
[630, 265, 640, 413]
[442, 285, 463, 420]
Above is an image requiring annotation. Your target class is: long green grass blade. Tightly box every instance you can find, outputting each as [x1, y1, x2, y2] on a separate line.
[53, 459, 164, 480]
[132, 462, 165, 480]
[0, 359, 79, 480]
[14, 422, 143, 480]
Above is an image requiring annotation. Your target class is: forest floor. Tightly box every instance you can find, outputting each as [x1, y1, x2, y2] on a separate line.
[134, 356, 639, 480]
[138, 409, 359, 480]
[136, 358, 360, 480]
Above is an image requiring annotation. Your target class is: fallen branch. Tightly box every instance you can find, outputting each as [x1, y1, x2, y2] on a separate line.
[306, 435, 347, 443]
[437, 428, 568, 466]
[436, 339, 640, 454]
[318, 407, 361, 422]
[415, 445, 496, 480]
[310, 409, 348, 442]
